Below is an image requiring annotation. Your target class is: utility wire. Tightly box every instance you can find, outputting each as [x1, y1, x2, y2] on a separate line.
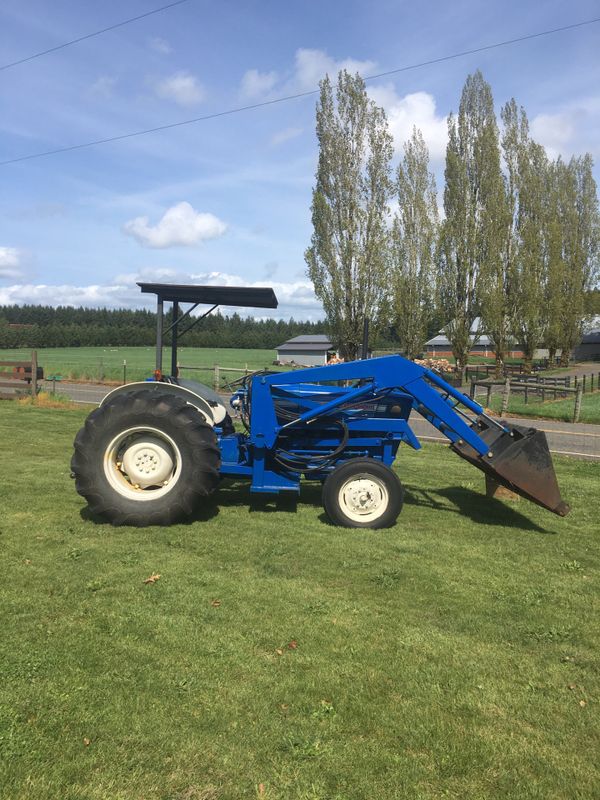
[1, 15, 599, 167]
[0, 0, 192, 72]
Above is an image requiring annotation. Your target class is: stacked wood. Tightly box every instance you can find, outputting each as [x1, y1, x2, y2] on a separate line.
[414, 357, 454, 372]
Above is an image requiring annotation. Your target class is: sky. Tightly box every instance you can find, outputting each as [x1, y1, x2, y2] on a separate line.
[0, 0, 599, 321]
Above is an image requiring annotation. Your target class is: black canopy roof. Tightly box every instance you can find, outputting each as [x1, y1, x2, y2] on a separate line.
[138, 282, 278, 309]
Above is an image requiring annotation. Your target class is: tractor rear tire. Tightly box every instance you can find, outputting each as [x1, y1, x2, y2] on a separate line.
[322, 459, 403, 529]
[71, 390, 220, 526]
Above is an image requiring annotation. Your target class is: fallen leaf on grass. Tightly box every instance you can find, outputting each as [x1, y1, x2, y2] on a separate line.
[258, 784, 265, 795]
[23, 559, 32, 565]
[143, 573, 161, 584]
[579, 700, 587, 707]
[275, 648, 283, 656]
[287, 640, 298, 650]
[210, 599, 221, 607]
[83, 737, 91, 747]
[568, 684, 577, 690]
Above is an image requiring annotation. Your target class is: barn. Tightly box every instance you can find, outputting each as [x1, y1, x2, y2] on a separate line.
[276, 334, 335, 367]
[425, 318, 523, 357]
[573, 320, 600, 361]
[425, 318, 494, 356]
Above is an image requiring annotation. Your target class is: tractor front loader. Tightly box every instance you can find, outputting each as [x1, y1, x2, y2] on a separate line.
[71, 283, 570, 528]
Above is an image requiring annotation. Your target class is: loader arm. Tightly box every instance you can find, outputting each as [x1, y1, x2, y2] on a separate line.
[251, 355, 569, 516]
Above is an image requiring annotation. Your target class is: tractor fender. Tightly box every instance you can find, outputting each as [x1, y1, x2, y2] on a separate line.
[100, 380, 227, 426]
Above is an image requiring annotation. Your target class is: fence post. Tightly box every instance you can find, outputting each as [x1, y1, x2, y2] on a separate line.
[486, 384, 492, 408]
[573, 384, 583, 423]
[500, 378, 510, 417]
[123, 359, 127, 385]
[469, 379, 475, 400]
[214, 364, 220, 392]
[31, 350, 38, 397]
[524, 383, 529, 404]
[583, 374, 586, 394]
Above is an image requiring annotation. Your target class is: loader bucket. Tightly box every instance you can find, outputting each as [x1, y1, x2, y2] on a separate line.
[451, 419, 570, 516]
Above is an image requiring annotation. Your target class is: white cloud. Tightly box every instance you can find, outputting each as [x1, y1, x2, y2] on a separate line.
[240, 48, 376, 99]
[531, 112, 576, 159]
[149, 37, 171, 55]
[0, 247, 23, 279]
[0, 270, 323, 321]
[529, 99, 600, 160]
[123, 202, 227, 249]
[155, 71, 205, 106]
[0, 283, 144, 309]
[368, 85, 448, 161]
[89, 76, 117, 99]
[292, 48, 376, 91]
[270, 127, 303, 146]
[241, 68, 278, 99]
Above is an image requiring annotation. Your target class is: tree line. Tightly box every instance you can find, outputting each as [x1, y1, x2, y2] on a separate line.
[0, 304, 332, 350]
[306, 70, 600, 373]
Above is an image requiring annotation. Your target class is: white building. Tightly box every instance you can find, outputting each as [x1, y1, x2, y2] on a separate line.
[276, 334, 335, 367]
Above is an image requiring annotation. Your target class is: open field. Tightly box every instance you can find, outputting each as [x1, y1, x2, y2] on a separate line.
[1, 401, 599, 800]
[488, 390, 600, 424]
[0, 347, 277, 384]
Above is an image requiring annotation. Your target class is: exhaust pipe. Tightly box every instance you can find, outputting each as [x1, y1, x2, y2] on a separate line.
[451, 418, 570, 516]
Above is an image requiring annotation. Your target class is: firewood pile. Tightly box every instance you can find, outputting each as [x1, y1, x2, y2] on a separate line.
[414, 357, 454, 372]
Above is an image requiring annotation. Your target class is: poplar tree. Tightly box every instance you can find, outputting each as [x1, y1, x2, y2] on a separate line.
[305, 71, 393, 360]
[547, 156, 600, 366]
[437, 71, 504, 377]
[501, 100, 548, 372]
[389, 127, 438, 359]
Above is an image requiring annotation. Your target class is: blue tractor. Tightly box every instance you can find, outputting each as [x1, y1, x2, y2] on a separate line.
[72, 283, 570, 528]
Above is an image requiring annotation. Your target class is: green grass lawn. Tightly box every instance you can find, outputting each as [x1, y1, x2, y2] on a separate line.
[1, 402, 599, 800]
[0, 347, 277, 384]
[488, 390, 600, 424]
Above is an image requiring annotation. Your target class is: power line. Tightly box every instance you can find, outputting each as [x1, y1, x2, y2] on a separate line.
[0, 0, 192, 72]
[2, 15, 599, 167]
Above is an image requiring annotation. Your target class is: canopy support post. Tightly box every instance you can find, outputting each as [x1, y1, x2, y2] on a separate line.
[171, 301, 179, 378]
[156, 297, 164, 373]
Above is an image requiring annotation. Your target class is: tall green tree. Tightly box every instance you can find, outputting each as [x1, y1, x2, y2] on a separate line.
[389, 127, 438, 359]
[501, 100, 549, 372]
[476, 104, 510, 375]
[547, 155, 600, 366]
[305, 71, 393, 360]
[437, 71, 504, 376]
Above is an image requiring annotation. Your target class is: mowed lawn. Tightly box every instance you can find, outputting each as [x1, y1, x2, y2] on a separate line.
[0, 347, 277, 384]
[1, 402, 599, 800]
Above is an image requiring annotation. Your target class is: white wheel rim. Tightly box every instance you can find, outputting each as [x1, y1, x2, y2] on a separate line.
[338, 474, 389, 523]
[103, 426, 182, 501]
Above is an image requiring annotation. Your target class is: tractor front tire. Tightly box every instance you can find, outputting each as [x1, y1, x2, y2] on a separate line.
[71, 390, 220, 526]
[322, 459, 403, 529]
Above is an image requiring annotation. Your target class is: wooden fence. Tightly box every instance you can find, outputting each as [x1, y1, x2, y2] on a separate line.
[0, 351, 42, 399]
[470, 376, 590, 423]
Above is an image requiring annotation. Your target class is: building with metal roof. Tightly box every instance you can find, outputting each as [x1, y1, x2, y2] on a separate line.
[424, 318, 499, 356]
[276, 334, 335, 367]
[573, 317, 600, 361]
